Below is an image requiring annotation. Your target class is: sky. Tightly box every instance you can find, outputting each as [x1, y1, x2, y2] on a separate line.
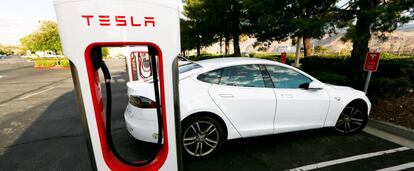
[0, 0, 56, 45]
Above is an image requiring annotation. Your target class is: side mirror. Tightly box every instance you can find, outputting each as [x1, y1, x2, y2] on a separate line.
[308, 81, 324, 90]
[299, 82, 324, 90]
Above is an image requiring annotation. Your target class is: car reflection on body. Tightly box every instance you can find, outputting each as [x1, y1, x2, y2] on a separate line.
[124, 57, 371, 158]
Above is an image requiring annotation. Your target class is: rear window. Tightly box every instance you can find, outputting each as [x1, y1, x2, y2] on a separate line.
[179, 63, 202, 74]
[197, 69, 223, 84]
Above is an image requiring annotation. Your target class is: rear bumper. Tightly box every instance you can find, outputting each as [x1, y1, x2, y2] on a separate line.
[124, 105, 158, 143]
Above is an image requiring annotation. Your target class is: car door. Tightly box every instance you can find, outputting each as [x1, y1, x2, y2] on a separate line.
[209, 64, 276, 137]
[265, 65, 330, 134]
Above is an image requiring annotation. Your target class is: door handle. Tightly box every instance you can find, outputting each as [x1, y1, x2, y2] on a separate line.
[280, 94, 293, 98]
[219, 94, 234, 98]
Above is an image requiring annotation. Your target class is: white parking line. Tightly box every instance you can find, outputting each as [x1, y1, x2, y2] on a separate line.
[18, 86, 55, 100]
[288, 147, 410, 171]
[376, 162, 414, 171]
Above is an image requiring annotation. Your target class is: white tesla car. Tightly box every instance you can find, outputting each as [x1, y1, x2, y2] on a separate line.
[124, 57, 371, 158]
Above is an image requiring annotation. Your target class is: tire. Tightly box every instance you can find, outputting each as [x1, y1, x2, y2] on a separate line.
[334, 104, 368, 135]
[182, 116, 225, 159]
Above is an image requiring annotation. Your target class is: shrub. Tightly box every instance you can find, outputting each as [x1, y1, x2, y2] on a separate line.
[306, 71, 347, 85]
[34, 58, 70, 67]
[368, 77, 412, 102]
[301, 56, 349, 75]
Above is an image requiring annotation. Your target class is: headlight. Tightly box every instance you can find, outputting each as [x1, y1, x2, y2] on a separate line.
[129, 95, 157, 108]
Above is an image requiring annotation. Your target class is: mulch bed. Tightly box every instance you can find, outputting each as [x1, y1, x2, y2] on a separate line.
[370, 91, 414, 129]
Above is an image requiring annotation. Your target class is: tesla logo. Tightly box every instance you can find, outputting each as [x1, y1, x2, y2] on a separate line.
[81, 15, 155, 27]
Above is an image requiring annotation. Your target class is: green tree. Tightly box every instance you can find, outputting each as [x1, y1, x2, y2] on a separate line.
[183, 0, 217, 56]
[336, 0, 414, 88]
[20, 20, 62, 53]
[245, 0, 338, 57]
[180, 19, 198, 56]
[184, 0, 247, 56]
[206, 0, 246, 56]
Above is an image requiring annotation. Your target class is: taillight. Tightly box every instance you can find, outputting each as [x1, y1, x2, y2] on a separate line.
[129, 95, 157, 108]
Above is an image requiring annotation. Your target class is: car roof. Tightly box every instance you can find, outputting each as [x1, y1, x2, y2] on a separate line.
[194, 57, 278, 70]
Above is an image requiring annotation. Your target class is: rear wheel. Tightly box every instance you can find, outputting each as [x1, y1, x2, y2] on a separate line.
[334, 105, 368, 134]
[182, 116, 224, 159]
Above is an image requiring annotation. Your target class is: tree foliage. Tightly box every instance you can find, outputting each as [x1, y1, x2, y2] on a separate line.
[182, 0, 218, 56]
[182, 0, 413, 83]
[20, 20, 62, 53]
[183, 0, 247, 56]
[334, 0, 414, 88]
[244, 0, 338, 56]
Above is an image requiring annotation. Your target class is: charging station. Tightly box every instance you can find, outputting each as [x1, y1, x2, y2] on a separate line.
[123, 46, 151, 82]
[54, 0, 182, 170]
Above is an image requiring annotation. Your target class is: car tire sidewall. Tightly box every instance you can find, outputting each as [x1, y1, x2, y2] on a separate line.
[182, 116, 225, 159]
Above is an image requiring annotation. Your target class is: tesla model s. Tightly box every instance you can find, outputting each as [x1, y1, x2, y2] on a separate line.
[124, 57, 371, 158]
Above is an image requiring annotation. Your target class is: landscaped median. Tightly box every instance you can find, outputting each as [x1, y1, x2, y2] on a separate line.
[32, 58, 70, 69]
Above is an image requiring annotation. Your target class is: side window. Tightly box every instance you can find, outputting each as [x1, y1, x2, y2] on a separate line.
[220, 64, 265, 88]
[266, 65, 311, 88]
[197, 69, 223, 84]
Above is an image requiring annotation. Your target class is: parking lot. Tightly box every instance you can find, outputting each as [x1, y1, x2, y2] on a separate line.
[0, 57, 413, 170]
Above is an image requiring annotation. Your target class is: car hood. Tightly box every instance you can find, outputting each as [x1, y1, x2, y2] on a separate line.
[324, 83, 366, 96]
[325, 83, 355, 91]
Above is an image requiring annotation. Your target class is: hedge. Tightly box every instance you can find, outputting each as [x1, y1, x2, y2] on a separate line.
[33, 58, 70, 68]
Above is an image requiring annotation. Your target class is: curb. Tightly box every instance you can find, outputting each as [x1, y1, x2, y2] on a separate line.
[34, 66, 70, 70]
[368, 119, 414, 141]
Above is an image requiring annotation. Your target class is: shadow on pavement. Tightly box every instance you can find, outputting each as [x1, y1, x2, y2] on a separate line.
[0, 72, 158, 170]
[184, 128, 402, 171]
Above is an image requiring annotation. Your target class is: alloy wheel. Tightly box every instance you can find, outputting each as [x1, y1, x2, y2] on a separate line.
[183, 121, 220, 157]
[335, 106, 366, 133]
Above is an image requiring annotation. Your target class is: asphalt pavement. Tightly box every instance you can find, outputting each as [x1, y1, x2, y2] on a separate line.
[0, 56, 413, 171]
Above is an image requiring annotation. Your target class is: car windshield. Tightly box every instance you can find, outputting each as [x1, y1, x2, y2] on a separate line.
[179, 63, 202, 74]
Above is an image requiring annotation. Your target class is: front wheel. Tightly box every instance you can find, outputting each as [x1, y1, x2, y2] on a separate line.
[334, 105, 368, 134]
[182, 116, 224, 159]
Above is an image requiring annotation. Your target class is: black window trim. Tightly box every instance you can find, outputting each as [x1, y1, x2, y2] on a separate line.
[259, 64, 275, 88]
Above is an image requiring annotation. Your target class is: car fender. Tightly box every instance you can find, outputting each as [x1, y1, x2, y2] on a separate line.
[323, 85, 371, 127]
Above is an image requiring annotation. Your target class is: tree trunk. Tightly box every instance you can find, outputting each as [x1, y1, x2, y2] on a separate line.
[233, 34, 241, 57]
[219, 37, 223, 55]
[196, 38, 201, 57]
[196, 46, 200, 57]
[303, 37, 312, 57]
[231, 4, 241, 57]
[225, 33, 230, 56]
[349, 0, 377, 89]
[294, 36, 302, 67]
[181, 50, 186, 57]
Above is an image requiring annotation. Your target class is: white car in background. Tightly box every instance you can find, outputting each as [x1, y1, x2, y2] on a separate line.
[124, 57, 371, 158]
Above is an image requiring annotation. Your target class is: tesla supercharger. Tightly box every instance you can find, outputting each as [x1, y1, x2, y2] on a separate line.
[123, 46, 151, 82]
[54, 0, 182, 170]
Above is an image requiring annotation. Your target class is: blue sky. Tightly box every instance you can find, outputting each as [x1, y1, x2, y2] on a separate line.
[0, 0, 56, 45]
